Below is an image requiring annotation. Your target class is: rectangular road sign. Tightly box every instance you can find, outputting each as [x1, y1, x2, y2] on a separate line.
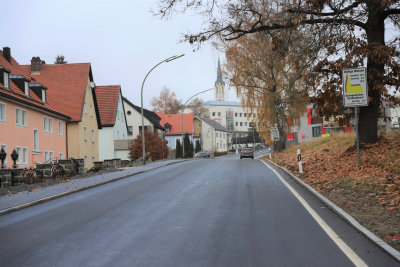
[342, 68, 368, 107]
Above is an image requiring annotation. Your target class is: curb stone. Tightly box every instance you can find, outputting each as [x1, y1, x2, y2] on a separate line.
[0, 159, 189, 216]
[258, 157, 400, 263]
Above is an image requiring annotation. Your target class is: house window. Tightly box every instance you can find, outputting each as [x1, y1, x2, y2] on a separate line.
[23, 148, 28, 165]
[24, 81, 29, 96]
[92, 157, 95, 163]
[218, 112, 221, 117]
[244, 122, 248, 126]
[0, 103, 5, 122]
[244, 113, 247, 117]
[240, 122, 243, 126]
[212, 112, 215, 117]
[3, 72, 9, 89]
[49, 118, 53, 133]
[22, 110, 27, 127]
[235, 122, 238, 126]
[84, 127, 87, 140]
[0, 144, 7, 165]
[42, 89, 46, 102]
[235, 113, 237, 117]
[15, 108, 21, 126]
[59, 152, 63, 160]
[84, 102, 87, 113]
[50, 151, 54, 161]
[59, 121, 62, 136]
[16, 147, 22, 164]
[33, 129, 39, 152]
[240, 113, 242, 117]
[44, 117, 48, 132]
[90, 104, 93, 116]
[128, 126, 133, 136]
[91, 130, 95, 142]
[84, 156, 88, 168]
[312, 126, 322, 137]
[44, 151, 49, 163]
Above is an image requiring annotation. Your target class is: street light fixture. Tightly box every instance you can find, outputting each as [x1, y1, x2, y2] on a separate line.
[181, 88, 214, 158]
[141, 54, 184, 165]
[0, 147, 6, 169]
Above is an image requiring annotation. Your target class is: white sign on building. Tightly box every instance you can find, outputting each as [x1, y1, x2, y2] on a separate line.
[342, 68, 368, 107]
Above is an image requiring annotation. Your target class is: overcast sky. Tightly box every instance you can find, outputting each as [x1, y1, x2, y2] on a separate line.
[0, 0, 238, 109]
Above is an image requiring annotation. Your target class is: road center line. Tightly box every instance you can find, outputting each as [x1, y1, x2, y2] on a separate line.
[260, 160, 367, 267]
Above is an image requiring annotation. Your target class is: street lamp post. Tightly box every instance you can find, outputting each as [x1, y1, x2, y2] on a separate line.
[141, 54, 184, 165]
[181, 88, 214, 158]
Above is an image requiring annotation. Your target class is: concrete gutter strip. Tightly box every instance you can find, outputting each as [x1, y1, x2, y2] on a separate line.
[0, 159, 189, 216]
[260, 157, 400, 263]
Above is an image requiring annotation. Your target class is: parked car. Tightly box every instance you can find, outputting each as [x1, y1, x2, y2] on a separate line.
[240, 148, 254, 159]
[194, 151, 211, 158]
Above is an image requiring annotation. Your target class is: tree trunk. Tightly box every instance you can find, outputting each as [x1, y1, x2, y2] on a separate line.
[274, 96, 286, 152]
[359, 5, 385, 144]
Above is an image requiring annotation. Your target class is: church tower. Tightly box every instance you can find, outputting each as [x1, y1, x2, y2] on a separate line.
[215, 58, 225, 101]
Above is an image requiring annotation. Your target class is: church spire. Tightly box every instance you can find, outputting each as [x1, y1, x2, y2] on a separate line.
[216, 57, 223, 84]
[215, 57, 225, 101]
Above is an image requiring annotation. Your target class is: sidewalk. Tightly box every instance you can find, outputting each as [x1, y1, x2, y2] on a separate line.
[0, 159, 186, 215]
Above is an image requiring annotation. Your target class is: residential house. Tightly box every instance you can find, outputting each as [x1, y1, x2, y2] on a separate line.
[194, 116, 232, 153]
[0, 47, 70, 168]
[157, 113, 198, 150]
[95, 85, 129, 161]
[123, 97, 165, 139]
[23, 58, 100, 169]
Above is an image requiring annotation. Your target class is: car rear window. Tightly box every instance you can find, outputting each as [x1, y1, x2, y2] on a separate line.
[242, 148, 252, 152]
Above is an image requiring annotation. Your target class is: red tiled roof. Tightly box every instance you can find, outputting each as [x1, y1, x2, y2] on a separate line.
[21, 62, 92, 122]
[0, 50, 70, 120]
[94, 85, 120, 126]
[157, 112, 198, 136]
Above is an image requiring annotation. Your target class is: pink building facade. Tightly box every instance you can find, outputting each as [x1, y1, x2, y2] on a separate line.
[0, 99, 68, 168]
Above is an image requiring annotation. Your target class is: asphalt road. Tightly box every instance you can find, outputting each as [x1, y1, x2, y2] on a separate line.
[0, 155, 398, 266]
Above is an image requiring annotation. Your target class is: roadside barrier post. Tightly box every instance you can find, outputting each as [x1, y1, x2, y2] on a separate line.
[297, 149, 303, 174]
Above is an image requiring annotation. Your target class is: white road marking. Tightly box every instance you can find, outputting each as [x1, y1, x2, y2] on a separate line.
[261, 160, 367, 267]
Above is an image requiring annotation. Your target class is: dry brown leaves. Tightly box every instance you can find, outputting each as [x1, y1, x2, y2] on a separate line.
[268, 131, 400, 210]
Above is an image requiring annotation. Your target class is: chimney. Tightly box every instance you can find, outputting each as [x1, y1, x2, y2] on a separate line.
[3, 47, 11, 63]
[31, 57, 42, 74]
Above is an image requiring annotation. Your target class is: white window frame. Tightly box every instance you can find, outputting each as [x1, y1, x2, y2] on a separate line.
[42, 89, 46, 102]
[58, 121, 63, 136]
[49, 118, 53, 133]
[0, 102, 6, 122]
[15, 108, 21, 126]
[16, 146, 22, 164]
[59, 152, 63, 160]
[24, 81, 29, 96]
[44, 117, 48, 132]
[3, 72, 9, 89]
[22, 147, 28, 165]
[91, 129, 95, 143]
[50, 151, 54, 162]
[92, 156, 95, 163]
[44, 151, 49, 163]
[84, 156, 88, 168]
[84, 102, 87, 114]
[84, 127, 87, 141]
[90, 104, 93, 116]
[21, 109, 27, 127]
[33, 129, 39, 152]
[0, 144, 7, 165]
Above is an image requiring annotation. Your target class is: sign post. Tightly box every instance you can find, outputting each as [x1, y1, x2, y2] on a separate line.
[342, 68, 368, 166]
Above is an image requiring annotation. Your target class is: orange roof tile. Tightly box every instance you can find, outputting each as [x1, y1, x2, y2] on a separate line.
[157, 112, 195, 136]
[94, 85, 120, 126]
[21, 62, 92, 122]
[0, 50, 70, 120]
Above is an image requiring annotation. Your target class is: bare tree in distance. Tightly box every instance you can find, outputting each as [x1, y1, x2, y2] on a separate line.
[187, 97, 210, 117]
[54, 54, 67, 64]
[155, 0, 400, 144]
[151, 86, 183, 114]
